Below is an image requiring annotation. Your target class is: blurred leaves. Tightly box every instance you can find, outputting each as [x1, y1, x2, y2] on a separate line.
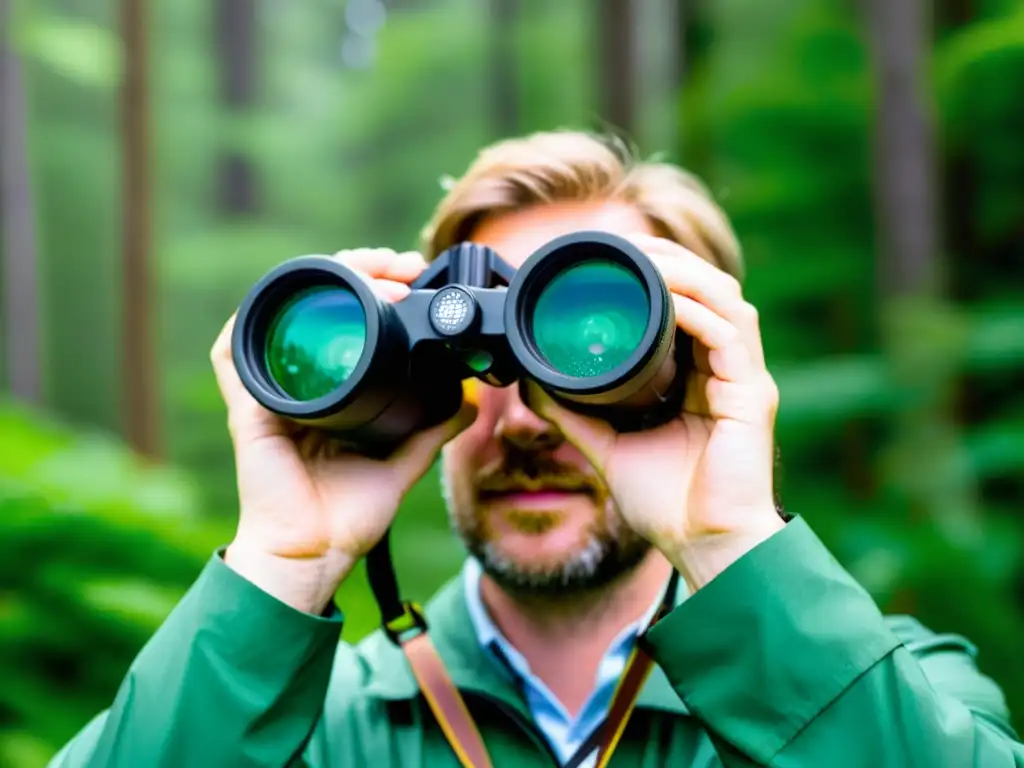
[774, 303, 1024, 428]
[2, 0, 1023, 765]
[934, 5, 1024, 244]
[935, 5, 1024, 147]
[13, 15, 121, 89]
[690, 0, 1024, 732]
[0, 402, 199, 520]
[0, 400, 216, 759]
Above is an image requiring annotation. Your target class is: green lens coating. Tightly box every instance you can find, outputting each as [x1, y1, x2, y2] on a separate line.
[264, 285, 367, 401]
[530, 259, 650, 378]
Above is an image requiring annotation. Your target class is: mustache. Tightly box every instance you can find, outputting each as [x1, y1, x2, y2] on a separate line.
[474, 450, 601, 498]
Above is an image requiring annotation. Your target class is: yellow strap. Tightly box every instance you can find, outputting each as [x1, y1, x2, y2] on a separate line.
[402, 632, 494, 768]
[594, 646, 657, 768]
[400, 572, 678, 768]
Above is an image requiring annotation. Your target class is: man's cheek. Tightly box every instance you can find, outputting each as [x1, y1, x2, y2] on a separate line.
[444, 419, 488, 463]
[441, 437, 482, 500]
[451, 392, 502, 452]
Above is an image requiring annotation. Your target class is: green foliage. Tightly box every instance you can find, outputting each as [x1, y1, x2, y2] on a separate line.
[936, 6, 1024, 252]
[0, 398, 465, 765]
[682, 0, 1024, 726]
[3, 0, 1024, 764]
[0, 400, 216, 765]
[15, 15, 121, 89]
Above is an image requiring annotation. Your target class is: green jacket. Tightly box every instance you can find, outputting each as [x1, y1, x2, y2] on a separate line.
[50, 517, 1022, 767]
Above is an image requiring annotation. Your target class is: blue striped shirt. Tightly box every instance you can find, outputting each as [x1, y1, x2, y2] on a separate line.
[462, 558, 663, 766]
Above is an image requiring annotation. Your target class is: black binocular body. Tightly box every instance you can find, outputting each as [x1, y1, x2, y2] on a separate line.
[231, 231, 691, 458]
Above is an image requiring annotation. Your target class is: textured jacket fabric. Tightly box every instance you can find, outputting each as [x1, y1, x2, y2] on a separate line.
[49, 517, 1024, 767]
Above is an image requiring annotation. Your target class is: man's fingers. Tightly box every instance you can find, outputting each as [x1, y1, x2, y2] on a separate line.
[632, 234, 767, 370]
[210, 313, 244, 404]
[525, 384, 616, 470]
[366, 278, 412, 303]
[633, 235, 743, 313]
[209, 313, 289, 441]
[332, 249, 427, 283]
[691, 343, 713, 376]
[391, 400, 478, 472]
[330, 249, 425, 304]
[672, 296, 755, 384]
[704, 377, 779, 425]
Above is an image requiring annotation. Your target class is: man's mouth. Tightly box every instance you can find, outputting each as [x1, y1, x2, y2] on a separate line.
[476, 477, 597, 505]
[474, 473, 600, 535]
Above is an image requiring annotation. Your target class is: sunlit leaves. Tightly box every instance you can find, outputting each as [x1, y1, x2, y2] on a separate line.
[14, 15, 121, 89]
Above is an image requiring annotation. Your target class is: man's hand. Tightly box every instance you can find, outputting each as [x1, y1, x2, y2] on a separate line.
[527, 233, 785, 590]
[213, 249, 477, 614]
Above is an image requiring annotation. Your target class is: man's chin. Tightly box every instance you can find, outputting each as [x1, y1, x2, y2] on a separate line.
[483, 535, 585, 574]
[464, 529, 652, 598]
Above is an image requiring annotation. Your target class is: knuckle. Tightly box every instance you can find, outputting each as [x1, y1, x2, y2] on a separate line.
[723, 325, 744, 347]
[706, 376, 728, 400]
[333, 247, 392, 270]
[722, 273, 743, 296]
[399, 250, 427, 265]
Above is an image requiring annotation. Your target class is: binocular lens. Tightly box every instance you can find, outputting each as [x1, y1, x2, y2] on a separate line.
[530, 259, 650, 378]
[234, 233, 684, 456]
[264, 285, 367, 401]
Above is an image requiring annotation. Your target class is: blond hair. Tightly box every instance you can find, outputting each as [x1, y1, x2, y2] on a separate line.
[419, 130, 744, 280]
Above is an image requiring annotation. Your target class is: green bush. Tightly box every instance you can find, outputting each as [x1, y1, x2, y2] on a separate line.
[0, 399, 467, 766]
[0, 400, 217, 766]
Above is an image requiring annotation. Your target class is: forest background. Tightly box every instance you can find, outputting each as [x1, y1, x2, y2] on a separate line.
[2, 0, 1023, 765]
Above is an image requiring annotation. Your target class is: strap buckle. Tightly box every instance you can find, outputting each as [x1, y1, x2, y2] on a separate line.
[384, 600, 428, 645]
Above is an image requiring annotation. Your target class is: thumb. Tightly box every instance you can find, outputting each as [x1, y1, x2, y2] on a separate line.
[525, 384, 616, 470]
[391, 400, 478, 475]
[211, 313, 290, 441]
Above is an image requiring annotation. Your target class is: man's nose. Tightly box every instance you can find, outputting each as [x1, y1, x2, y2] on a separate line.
[494, 388, 564, 452]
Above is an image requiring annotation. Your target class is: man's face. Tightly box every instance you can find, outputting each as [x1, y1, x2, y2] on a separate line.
[441, 199, 656, 596]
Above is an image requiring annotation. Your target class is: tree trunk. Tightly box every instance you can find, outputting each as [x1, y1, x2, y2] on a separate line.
[868, 0, 940, 298]
[596, 0, 638, 138]
[120, 0, 160, 457]
[677, 0, 713, 169]
[215, 0, 259, 215]
[490, 0, 518, 138]
[867, 0, 979, 537]
[634, 0, 680, 152]
[0, 0, 43, 404]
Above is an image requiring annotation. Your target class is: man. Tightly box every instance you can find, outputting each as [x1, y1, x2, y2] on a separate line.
[51, 131, 1021, 767]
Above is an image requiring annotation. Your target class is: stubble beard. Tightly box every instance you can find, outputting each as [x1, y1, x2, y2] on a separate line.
[440, 471, 651, 598]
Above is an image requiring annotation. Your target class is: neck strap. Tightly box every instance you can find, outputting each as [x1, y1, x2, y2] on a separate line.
[368, 533, 680, 768]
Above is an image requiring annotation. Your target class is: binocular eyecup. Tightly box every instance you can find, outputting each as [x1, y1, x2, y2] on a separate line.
[231, 231, 691, 458]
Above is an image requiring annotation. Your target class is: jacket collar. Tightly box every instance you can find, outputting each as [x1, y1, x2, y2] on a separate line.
[360, 563, 689, 717]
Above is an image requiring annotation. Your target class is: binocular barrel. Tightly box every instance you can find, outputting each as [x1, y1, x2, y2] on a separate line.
[231, 231, 690, 458]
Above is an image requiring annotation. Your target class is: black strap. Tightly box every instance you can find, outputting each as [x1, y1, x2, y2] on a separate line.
[367, 530, 404, 626]
[562, 722, 608, 768]
[367, 527, 680, 768]
[563, 570, 681, 768]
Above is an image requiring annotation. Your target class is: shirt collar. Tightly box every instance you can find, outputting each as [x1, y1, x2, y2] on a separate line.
[463, 557, 502, 649]
[463, 556, 671, 671]
[359, 560, 690, 716]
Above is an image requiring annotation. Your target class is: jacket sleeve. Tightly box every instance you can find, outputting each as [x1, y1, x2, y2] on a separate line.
[46, 551, 344, 768]
[643, 516, 1024, 767]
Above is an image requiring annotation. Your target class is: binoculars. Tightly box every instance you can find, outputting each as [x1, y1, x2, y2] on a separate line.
[231, 231, 691, 458]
